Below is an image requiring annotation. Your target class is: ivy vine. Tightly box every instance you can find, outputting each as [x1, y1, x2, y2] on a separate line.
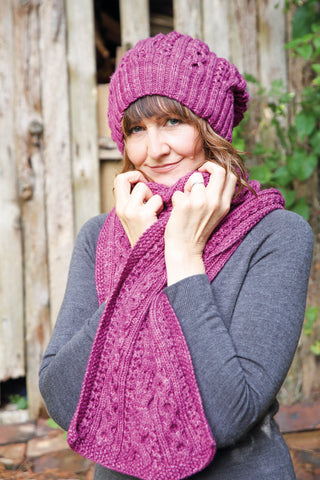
[233, 0, 320, 221]
[233, 0, 320, 355]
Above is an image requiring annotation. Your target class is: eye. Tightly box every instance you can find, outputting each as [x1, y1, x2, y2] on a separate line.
[166, 118, 182, 126]
[129, 125, 143, 134]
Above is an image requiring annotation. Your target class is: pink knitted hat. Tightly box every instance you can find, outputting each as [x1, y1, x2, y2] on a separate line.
[108, 31, 249, 153]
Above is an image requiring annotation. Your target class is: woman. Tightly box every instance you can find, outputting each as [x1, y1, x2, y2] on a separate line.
[39, 31, 313, 480]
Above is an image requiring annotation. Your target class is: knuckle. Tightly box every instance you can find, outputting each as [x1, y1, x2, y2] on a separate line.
[192, 196, 206, 210]
[124, 204, 136, 220]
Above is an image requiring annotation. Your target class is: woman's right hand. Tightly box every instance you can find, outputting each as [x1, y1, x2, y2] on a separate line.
[113, 171, 163, 247]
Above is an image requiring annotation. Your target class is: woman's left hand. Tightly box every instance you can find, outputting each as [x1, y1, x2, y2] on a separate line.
[164, 161, 237, 285]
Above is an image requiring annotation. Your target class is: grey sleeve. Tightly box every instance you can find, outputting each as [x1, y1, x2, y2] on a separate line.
[164, 210, 314, 447]
[39, 208, 313, 450]
[39, 214, 107, 431]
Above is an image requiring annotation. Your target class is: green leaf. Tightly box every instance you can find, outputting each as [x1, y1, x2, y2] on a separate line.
[291, 197, 310, 220]
[243, 73, 259, 84]
[304, 306, 319, 336]
[288, 149, 318, 181]
[314, 35, 320, 50]
[47, 418, 64, 430]
[311, 23, 320, 34]
[310, 340, 320, 356]
[312, 76, 320, 86]
[285, 38, 303, 50]
[292, 4, 316, 38]
[310, 130, 320, 154]
[296, 43, 313, 60]
[8, 394, 28, 410]
[295, 112, 317, 139]
[232, 136, 246, 152]
[278, 188, 296, 208]
[272, 165, 293, 187]
[312, 63, 320, 73]
[249, 164, 273, 184]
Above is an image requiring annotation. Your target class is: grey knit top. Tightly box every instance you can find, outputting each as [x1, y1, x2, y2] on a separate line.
[39, 209, 313, 480]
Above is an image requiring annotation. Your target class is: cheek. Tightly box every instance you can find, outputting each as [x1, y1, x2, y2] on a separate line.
[125, 139, 146, 168]
[173, 126, 203, 158]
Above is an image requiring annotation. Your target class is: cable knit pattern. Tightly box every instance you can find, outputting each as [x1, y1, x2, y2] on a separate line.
[108, 31, 249, 153]
[68, 173, 285, 480]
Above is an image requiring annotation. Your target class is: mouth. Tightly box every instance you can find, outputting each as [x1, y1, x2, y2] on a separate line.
[147, 161, 181, 174]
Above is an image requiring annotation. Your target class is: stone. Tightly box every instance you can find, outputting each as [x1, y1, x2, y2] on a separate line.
[0, 423, 35, 445]
[32, 449, 92, 474]
[0, 442, 26, 468]
[35, 418, 59, 437]
[26, 430, 68, 458]
[0, 409, 29, 426]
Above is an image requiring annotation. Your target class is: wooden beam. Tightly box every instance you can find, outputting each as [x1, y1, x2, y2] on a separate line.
[257, 0, 287, 88]
[276, 400, 320, 433]
[228, 0, 259, 76]
[173, 0, 202, 39]
[39, 0, 75, 327]
[13, 0, 51, 419]
[66, 0, 100, 234]
[119, 0, 150, 51]
[0, 0, 25, 382]
[202, 0, 229, 58]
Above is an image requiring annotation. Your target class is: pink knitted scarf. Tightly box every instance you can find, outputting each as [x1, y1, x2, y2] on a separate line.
[68, 173, 285, 480]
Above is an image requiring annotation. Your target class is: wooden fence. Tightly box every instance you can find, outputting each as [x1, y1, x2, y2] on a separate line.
[0, 0, 318, 420]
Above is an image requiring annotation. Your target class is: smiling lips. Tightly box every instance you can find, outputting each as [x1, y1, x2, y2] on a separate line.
[148, 161, 181, 173]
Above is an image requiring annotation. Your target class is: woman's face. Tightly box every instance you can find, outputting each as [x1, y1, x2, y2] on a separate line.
[124, 116, 206, 186]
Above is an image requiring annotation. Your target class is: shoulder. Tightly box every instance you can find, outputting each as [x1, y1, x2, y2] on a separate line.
[73, 213, 108, 258]
[78, 213, 108, 238]
[246, 208, 314, 265]
[253, 209, 313, 246]
[256, 208, 312, 236]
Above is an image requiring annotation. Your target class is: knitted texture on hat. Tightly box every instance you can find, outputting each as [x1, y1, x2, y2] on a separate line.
[68, 174, 285, 480]
[108, 31, 249, 153]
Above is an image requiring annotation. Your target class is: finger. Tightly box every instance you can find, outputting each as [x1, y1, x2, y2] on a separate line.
[220, 171, 237, 205]
[202, 164, 227, 203]
[114, 171, 148, 197]
[197, 161, 218, 174]
[171, 190, 186, 208]
[185, 172, 206, 194]
[114, 171, 148, 209]
[145, 194, 163, 215]
[129, 182, 154, 206]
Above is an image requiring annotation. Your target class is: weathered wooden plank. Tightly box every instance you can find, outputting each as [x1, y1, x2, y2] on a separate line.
[173, 0, 202, 40]
[276, 400, 320, 433]
[119, 0, 150, 50]
[202, 0, 229, 58]
[0, 0, 25, 381]
[257, 0, 287, 88]
[66, 0, 100, 234]
[97, 84, 121, 213]
[100, 161, 122, 214]
[13, 0, 50, 419]
[39, 0, 74, 327]
[284, 430, 320, 480]
[227, 0, 259, 77]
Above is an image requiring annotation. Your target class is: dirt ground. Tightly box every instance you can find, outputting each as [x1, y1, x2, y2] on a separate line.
[0, 416, 319, 480]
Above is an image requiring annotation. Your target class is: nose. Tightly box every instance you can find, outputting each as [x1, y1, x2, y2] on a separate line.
[146, 127, 170, 159]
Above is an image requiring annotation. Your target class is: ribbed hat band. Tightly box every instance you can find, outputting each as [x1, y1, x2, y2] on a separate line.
[108, 31, 249, 153]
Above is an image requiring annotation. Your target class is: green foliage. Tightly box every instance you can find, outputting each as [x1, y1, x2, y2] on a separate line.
[46, 418, 67, 438]
[8, 394, 28, 410]
[310, 340, 320, 355]
[303, 306, 320, 355]
[234, 0, 320, 221]
[46, 417, 62, 429]
[235, 1, 320, 358]
[304, 306, 319, 336]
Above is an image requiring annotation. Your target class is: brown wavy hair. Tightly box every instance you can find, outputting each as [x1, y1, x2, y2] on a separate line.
[121, 95, 250, 193]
